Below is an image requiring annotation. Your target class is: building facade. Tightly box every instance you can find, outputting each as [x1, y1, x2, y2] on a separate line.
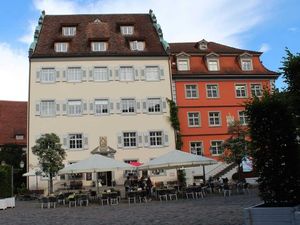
[170, 40, 278, 159]
[28, 12, 175, 191]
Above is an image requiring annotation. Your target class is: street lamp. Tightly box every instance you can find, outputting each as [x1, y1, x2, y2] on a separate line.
[1, 160, 25, 197]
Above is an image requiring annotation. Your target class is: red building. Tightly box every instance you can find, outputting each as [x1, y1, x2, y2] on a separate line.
[170, 40, 278, 159]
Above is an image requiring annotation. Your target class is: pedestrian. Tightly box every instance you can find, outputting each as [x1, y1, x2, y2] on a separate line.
[146, 176, 153, 199]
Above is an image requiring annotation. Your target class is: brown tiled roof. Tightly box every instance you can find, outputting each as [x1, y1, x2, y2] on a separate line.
[0, 101, 27, 146]
[169, 42, 261, 55]
[31, 14, 167, 58]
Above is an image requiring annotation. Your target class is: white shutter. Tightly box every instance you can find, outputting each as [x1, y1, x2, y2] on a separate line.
[35, 101, 40, 116]
[89, 100, 94, 115]
[138, 132, 143, 148]
[144, 132, 149, 147]
[162, 98, 167, 113]
[36, 71, 40, 82]
[164, 131, 169, 146]
[140, 69, 145, 80]
[62, 101, 67, 115]
[109, 69, 113, 81]
[89, 70, 94, 81]
[56, 101, 60, 116]
[136, 100, 141, 113]
[82, 69, 87, 81]
[142, 99, 147, 113]
[160, 68, 165, 80]
[134, 69, 139, 80]
[116, 101, 121, 114]
[56, 71, 60, 82]
[109, 101, 114, 114]
[83, 134, 89, 149]
[62, 135, 68, 149]
[82, 100, 88, 114]
[115, 69, 119, 81]
[62, 71, 67, 82]
[117, 133, 123, 148]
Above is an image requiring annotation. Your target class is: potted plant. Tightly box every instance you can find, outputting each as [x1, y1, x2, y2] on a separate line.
[244, 90, 300, 225]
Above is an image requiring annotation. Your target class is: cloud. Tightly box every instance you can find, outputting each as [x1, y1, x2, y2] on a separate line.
[259, 43, 271, 53]
[0, 43, 28, 101]
[288, 27, 298, 32]
[19, 21, 36, 45]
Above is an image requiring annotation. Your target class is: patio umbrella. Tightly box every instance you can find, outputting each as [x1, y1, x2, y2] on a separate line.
[58, 154, 134, 174]
[138, 150, 217, 170]
[129, 162, 143, 167]
[23, 168, 43, 190]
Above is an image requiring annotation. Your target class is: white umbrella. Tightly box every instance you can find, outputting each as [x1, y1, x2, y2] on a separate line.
[138, 150, 217, 170]
[23, 168, 43, 177]
[58, 154, 134, 174]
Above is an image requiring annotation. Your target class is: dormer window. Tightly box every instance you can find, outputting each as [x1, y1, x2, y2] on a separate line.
[130, 41, 145, 51]
[91, 42, 107, 52]
[206, 53, 219, 71]
[54, 42, 68, 52]
[177, 59, 189, 71]
[241, 59, 253, 71]
[62, 27, 76, 36]
[121, 26, 134, 35]
[198, 39, 208, 50]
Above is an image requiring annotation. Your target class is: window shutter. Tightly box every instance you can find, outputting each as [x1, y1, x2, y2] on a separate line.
[134, 69, 139, 80]
[109, 101, 114, 114]
[89, 100, 94, 115]
[136, 100, 141, 113]
[36, 71, 40, 82]
[83, 134, 89, 149]
[164, 131, 169, 146]
[109, 69, 113, 81]
[138, 132, 143, 147]
[162, 98, 167, 113]
[140, 69, 145, 80]
[56, 71, 60, 82]
[142, 99, 147, 113]
[35, 101, 40, 116]
[62, 135, 68, 149]
[82, 69, 87, 81]
[117, 133, 123, 148]
[82, 100, 88, 114]
[62, 101, 67, 115]
[116, 101, 121, 114]
[56, 101, 60, 116]
[62, 71, 67, 82]
[144, 132, 149, 147]
[115, 69, 119, 81]
[160, 68, 165, 80]
[89, 70, 94, 81]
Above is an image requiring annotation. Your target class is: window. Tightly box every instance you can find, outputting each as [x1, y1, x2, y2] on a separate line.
[69, 134, 83, 149]
[208, 59, 219, 71]
[119, 67, 134, 81]
[86, 173, 92, 181]
[235, 84, 247, 98]
[251, 84, 263, 97]
[120, 26, 134, 35]
[147, 98, 161, 113]
[185, 84, 198, 99]
[93, 67, 108, 81]
[145, 66, 160, 81]
[124, 160, 138, 177]
[210, 141, 223, 155]
[206, 84, 219, 98]
[149, 131, 163, 147]
[15, 135, 24, 140]
[62, 27, 76, 36]
[54, 42, 68, 52]
[123, 132, 137, 147]
[67, 67, 82, 82]
[209, 112, 221, 126]
[239, 111, 248, 125]
[67, 100, 82, 116]
[188, 112, 200, 127]
[40, 100, 56, 117]
[40, 68, 56, 83]
[190, 142, 203, 155]
[177, 59, 189, 71]
[94, 99, 109, 115]
[241, 59, 253, 71]
[91, 42, 107, 52]
[121, 98, 136, 113]
[130, 41, 145, 51]
[150, 169, 166, 176]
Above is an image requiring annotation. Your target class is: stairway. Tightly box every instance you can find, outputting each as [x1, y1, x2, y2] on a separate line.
[212, 163, 237, 179]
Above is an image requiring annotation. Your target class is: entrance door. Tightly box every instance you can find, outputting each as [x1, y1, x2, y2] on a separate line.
[97, 171, 112, 186]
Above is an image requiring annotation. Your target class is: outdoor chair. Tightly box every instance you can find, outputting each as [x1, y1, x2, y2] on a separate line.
[137, 190, 147, 203]
[79, 195, 89, 206]
[242, 183, 250, 194]
[57, 194, 65, 205]
[127, 191, 136, 205]
[109, 192, 119, 205]
[68, 194, 77, 207]
[48, 196, 57, 208]
[100, 194, 109, 206]
[185, 188, 195, 199]
[168, 189, 178, 200]
[157, 189, 168, 202]
[194, 186, 204, 199]
[223, 184, 231, 197]
[41, 197, 49, 209]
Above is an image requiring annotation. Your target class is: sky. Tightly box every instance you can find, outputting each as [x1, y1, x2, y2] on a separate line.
[0, 0, 299, 101]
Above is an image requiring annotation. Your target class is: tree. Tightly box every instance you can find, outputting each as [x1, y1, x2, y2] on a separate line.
[246, 92, 300, 205]
[222, 120, 250, 181]
[32, 133, 66, 194]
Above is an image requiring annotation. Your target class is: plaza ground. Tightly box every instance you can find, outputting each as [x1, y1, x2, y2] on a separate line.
[0, 190, 260, 225]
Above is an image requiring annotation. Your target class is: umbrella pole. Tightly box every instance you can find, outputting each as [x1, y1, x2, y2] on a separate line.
[95, 171, 99, 194]
[202, 165, 206, 184]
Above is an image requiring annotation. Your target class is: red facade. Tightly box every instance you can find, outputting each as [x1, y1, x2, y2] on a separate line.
[170, 41, 278, 159]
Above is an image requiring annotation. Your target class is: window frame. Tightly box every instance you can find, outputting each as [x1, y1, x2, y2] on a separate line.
[68, 133, 83, 150]
[145, 66, 160, 81]
[149, 131, 163, 147]
[235, 84, 248, 98]
[187, 112, 201, 127]
[54, 42, 68, 53]
[241, 58, 253, 71]
[177, 58, 190, 71]
[190, 141, 203, 155]
[210, 140, 223, 156]
[208, 111, 221, 127]
[185, 84, 199, 99]
[40, 68, 56, 83]
[206, 84, 219, 98]
[238, 110, 248, 125]
[67, 67, 82, 82]
[93, 67, 109, 81]
[119, 66, 134, 81]
[121, 98, 136, 114]
[91, 42, 107, 52]
[122, 132, 137, 148]
[94, 99, 109, 115]
[207, 58, 220, 71]
[120, 26, 134, 35]
[251, 83, 263, 97]
[67, 100, 83, 116]
[40, 100, 56, 117]
[62, 27, 76, 36]
[130, 41, 145, 51]
[147, 98, 162, 114]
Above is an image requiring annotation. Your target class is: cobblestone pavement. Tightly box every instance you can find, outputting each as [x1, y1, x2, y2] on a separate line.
[0, 191, 261, 225]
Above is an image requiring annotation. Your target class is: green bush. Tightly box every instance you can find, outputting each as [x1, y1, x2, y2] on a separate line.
[0, 165, 12, 198]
